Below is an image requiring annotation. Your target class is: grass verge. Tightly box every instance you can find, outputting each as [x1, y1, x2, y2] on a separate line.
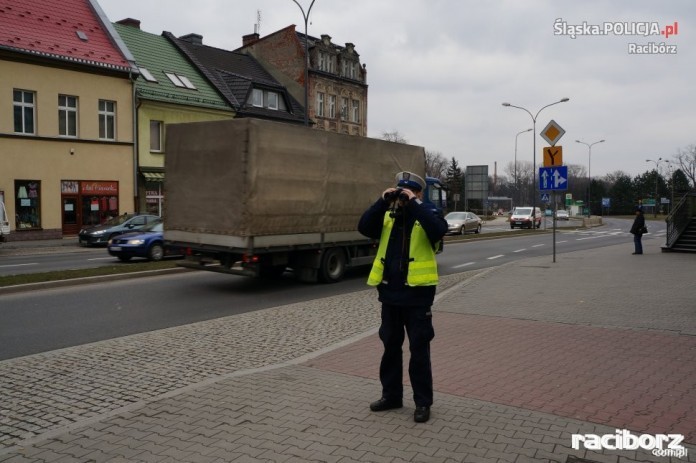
[0, 260, 179, 288]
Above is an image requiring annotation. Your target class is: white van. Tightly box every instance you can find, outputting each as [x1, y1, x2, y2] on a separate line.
[510, 207, 542, 229]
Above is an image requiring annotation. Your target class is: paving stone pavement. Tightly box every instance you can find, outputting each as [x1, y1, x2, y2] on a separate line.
[1, 238, 695, 462]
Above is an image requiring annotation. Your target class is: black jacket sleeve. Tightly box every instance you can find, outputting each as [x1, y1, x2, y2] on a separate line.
[405, 198, 448, 246]
[358, 198, 390, 239]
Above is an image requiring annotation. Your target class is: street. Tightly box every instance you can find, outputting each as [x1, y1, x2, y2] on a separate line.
[0, 217, 664, 360]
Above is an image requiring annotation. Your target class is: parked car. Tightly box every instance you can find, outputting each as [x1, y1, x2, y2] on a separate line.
[79, 213, 159, 246]
[107, 219, 183, 261]
[510, 207, 542, 229]
[555, 209, 570, 220]
[445, 211, 482, 235]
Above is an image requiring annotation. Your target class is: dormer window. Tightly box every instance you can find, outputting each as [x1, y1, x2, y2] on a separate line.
[250, 88, 284, 111]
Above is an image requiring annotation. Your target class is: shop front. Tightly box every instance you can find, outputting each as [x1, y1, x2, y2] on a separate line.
[61, 180, 119, 235]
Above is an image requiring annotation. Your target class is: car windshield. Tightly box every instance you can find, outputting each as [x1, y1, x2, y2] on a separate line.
[514, 208, 532, 215]
[138, 220, 163, 232]
[445, 212, 468, 220]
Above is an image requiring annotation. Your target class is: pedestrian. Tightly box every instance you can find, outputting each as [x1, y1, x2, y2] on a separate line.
[358, 171, 448, 423]
[629, 206, 646, 254]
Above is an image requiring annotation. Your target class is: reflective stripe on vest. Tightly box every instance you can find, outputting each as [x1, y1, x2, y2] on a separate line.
[367, 212, 439, 286]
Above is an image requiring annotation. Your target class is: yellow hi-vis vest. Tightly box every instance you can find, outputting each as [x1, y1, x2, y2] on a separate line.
[367, 212, 439, 286]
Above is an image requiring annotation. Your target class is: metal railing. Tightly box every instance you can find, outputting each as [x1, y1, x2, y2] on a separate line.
[665, 192, 696, 248]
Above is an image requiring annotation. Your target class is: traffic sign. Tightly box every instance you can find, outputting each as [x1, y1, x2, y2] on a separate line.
[540, 120, 566, 146]
[543, 146, 563, 166]
[539, 166, 568, 191]
[540, 193, 550, 203]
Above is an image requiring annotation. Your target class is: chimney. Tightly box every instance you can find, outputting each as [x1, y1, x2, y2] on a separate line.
[242, 33, 260, 47]
[116, 18, 141, 29]
[179, 33, 203, 45]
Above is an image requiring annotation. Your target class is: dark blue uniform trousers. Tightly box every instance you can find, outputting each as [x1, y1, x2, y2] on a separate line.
[378, 303, 435, 407]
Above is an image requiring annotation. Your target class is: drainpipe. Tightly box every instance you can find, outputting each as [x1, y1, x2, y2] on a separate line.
[131, 71, 139, 213]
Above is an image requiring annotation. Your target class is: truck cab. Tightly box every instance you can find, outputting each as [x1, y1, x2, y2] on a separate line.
[424, 177, 447, 216]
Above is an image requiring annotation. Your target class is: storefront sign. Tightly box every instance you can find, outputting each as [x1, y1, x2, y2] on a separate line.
[81, 181, 118, 195]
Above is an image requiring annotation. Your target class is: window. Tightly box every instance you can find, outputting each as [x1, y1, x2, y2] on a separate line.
[165, 72, 196, 89]
[352, 99, 360, 123]
[98, 100, 116, 140]
[252, 89, 263, 107]
[317, 93, 325, 117]
[139, 67, 158, 83]
[13, 89, 35, 134]
[341, 97, 349, 121]
[329, 95, 336, 118]
[58, 95, 78, 137]
[267, 92, 278, 110]
[15, 180, 41, 229]
[150, 120, 163, 152]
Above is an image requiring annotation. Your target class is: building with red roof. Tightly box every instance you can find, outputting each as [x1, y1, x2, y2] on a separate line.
[0, 0, 138, 240]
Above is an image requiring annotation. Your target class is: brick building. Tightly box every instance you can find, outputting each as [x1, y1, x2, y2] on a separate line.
[238, 25, 368, 136]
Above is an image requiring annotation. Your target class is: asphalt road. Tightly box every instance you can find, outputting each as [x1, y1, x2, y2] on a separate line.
[0, 217, 664, 360]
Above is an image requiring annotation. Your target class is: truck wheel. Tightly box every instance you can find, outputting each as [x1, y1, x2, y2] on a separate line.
[148, 243, 164, 261]
[319, 248, 346, 283]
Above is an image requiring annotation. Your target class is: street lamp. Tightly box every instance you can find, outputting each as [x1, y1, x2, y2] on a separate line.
[575, 139, 605, 217]
[646, 157, 665, 217]
[664, 160, 675, 215]
[514, 128, 532, 207]
[291, 0, 317, 126]
[502, 98, 570, 227]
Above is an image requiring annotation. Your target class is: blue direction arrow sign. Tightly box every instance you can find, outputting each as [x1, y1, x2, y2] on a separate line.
[539, 166, 568, 191]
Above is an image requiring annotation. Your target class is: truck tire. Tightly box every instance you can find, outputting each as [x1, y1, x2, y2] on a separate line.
[318, 248, 347, 283]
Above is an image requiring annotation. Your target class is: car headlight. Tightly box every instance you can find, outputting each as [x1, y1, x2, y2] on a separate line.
[127, 239, 145, 245]
[92, 230, 107, 235]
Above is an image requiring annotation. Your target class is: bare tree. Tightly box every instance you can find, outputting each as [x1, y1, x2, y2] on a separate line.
[381, 130, 408, 144]
[425, 150, 448, 179]
[672, 144, 696, 188]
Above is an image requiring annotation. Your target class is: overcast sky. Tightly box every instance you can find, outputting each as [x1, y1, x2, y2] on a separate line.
[99, 0, 694, 179]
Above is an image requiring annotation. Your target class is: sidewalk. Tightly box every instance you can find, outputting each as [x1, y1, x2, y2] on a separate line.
[1, 237, 694, 462]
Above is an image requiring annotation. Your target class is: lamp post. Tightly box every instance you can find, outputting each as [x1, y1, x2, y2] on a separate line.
[646, 157, 665, 218]
[291, 0, 317, 126]
[575, 139, 605, 217]
[514, 128, 532, 207]
[664, 160, 675, 215]
[502, 98, 569, 228]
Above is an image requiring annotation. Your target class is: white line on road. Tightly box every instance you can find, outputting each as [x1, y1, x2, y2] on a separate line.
[532, 244, 545, 247]
[513, 249, 526, 253]
[488, 255, 504, 260]
[557, 240, 568, 243]
[576, 236, 603, 240]
[0, 263, 38, 268]
[88, 257, 115, 261]
[452, 262, 476, 269]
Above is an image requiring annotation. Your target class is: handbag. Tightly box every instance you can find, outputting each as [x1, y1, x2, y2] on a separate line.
[641, 225, 648, 234]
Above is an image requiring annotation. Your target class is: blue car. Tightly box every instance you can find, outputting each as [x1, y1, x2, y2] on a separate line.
[107, 220, 182, 262]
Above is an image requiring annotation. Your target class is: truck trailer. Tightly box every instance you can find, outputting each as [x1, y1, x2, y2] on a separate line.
[163, 118, 445, 283]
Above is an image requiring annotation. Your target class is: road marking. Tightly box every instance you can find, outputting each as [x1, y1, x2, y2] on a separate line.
[576, 236, 603, 240]
[532, 244, 545, 247]
[488, 255, 504, 260]
[513, 249, 526, 253]
[88, 257, 115, 261]
[557, 240, 568, 243]
[0, 263, 38, 268]
[452, 262, 476, 269]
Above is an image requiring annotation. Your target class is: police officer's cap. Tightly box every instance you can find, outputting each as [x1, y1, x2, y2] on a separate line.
[395, 171, 425, 191]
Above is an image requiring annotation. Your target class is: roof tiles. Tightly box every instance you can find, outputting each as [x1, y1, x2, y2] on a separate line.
[0, 0, 131, 71]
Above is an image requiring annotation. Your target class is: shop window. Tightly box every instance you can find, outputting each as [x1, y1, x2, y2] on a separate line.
[15, 180, 41, 229]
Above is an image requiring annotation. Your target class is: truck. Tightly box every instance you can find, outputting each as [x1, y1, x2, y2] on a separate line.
[163, 118, 446, 283]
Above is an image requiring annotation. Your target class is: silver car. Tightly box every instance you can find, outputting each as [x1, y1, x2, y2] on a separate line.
[445, 211, 482, 235]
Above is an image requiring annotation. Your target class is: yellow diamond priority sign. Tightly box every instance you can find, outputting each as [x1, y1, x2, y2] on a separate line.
[540, 120, 565, 146]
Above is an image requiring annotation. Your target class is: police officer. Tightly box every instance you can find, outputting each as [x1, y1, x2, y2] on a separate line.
[358, 171, 448, 423]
